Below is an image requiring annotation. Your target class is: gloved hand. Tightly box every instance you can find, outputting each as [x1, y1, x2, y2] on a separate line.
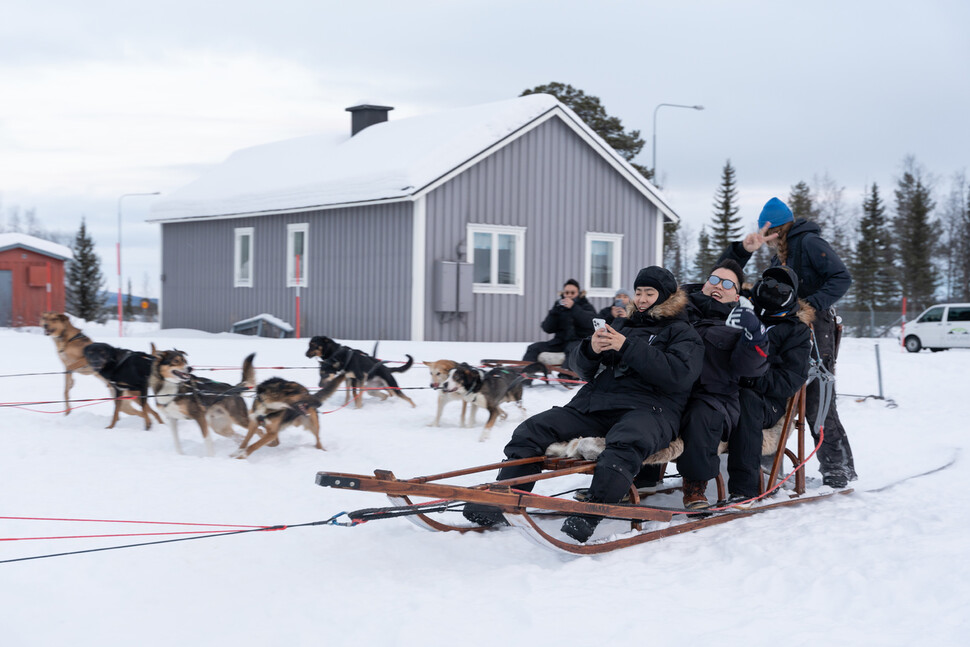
[727, 297, 766, 342]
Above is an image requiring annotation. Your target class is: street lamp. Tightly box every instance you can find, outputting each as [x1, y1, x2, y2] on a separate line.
[117, 192, 160, 337]
[652, 103, 704, 182]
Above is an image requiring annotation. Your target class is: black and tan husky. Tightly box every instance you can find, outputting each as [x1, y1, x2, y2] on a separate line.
[306, 335, 415, 408]
[149, 344, 255, 456]
[234, 372, 346, 458]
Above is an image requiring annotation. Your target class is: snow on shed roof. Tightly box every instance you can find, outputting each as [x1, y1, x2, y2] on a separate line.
[150, 94, 678, 223]
[0, 233, 73, 260]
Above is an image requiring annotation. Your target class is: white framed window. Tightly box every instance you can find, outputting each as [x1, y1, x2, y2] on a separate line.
[233, 227, 254, 288]
[286, 223, 309, 288]
[467, 224, 525, 295]
[584, 232, 623, 297]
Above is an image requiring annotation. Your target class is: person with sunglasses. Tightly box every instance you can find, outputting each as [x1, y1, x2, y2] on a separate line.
[720, 197, 856, 488]
[728, 266, 813, 503]
[656, 259, 770, 509]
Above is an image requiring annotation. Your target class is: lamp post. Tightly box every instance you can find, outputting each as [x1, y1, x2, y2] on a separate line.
[117, 192, 160, 337]
[652, 103, 704, 181]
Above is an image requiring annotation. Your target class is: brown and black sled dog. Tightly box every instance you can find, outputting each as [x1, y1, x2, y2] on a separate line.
[41, 312, 100, 415]
[234, 372, 346, 458]
[82, 342, 164, 430]
[149, 344, 255, 456]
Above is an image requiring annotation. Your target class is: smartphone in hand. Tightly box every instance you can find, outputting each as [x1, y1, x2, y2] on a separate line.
[593, 318, 606, 331]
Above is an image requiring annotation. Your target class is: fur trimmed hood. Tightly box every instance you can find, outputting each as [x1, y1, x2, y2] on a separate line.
[625, 288, 689, 321]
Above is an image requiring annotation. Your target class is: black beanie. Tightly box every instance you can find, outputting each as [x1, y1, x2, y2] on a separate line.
[563, 278, 580, 290]
[633, 266, 677, 304]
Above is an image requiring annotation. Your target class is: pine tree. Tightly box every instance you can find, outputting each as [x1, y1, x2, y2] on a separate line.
[694, 226, 718, 283]
[892, 161, 939, 312]
[709, 160, 741, 252]
[788, 181, 817, 221]
[521, 82, 652, 181]
[65, 219, 105, 322]
[663, 219, 687, 281]
[851, 184, 895, 311]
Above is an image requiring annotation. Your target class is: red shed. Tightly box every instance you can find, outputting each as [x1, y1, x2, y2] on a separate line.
[0, 233, 73, 327]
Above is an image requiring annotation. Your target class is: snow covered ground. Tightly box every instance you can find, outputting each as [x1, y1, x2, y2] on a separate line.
[1, 321, 967, 646]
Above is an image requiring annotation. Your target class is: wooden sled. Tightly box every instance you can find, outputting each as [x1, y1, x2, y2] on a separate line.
[316, 386, 850, 555]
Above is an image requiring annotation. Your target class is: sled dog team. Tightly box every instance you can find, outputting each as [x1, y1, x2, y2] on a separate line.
[41, 314, 538, 457]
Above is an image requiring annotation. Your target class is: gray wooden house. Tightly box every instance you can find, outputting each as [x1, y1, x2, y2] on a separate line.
[149, 94, 680, 341]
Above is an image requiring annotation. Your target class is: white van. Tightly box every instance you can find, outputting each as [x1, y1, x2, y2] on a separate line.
[902, 303, 970, 352]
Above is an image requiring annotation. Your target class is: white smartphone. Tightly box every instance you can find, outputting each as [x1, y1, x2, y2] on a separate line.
[593, 318, 606, 331]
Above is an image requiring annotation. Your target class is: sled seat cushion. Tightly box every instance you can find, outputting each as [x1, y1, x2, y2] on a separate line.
[545, 404, 791, 463]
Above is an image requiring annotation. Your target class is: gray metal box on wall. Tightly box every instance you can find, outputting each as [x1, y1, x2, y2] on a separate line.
[433, 261, 473, 312]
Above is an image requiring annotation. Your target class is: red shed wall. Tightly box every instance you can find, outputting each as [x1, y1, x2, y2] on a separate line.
[0, 247, 67, 326]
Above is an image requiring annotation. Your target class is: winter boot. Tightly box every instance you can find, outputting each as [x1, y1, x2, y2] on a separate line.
[561, 514, 601, 543]
[822, 472, 849, 489]
[461, 503, 507, 527]
[682, 479, 710, 510]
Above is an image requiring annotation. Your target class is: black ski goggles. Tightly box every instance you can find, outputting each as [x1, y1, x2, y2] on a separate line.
[760, 277, 794, 298]
[707, 275, 737, 291]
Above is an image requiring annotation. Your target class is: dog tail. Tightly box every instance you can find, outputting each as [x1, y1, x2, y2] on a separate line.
[310, 371, 346, 407]
[517, 361, 549, 380]
[388, 354, 414, 374]
[239, 353, 256, 389]
[371, 340, 379, 358]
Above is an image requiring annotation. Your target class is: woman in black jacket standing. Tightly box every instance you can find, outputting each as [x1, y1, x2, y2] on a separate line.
[464, 266, 704, 543]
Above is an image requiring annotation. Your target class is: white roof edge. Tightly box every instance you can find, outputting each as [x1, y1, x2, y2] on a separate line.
[147, 196, 412, 224]
[0, 233, 73, 260]
[411, 104, 680, 224]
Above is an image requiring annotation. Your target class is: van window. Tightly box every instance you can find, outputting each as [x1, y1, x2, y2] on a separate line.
[946, 306, 970, 322]
[917, 307, 945, 323]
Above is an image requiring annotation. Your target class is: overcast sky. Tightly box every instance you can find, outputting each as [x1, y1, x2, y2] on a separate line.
[2, 0, 968, 297]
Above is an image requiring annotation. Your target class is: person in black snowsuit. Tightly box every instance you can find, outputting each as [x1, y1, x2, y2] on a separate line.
[727, 266, 813, 500]
[673, 260, 770, 509]
[720, 197, 856, 488]
[596, 289, 631, 325]
[522, 278, 596, 370]
[464, 266, 704, 543]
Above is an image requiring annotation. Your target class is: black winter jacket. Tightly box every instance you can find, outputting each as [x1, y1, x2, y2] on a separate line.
[567, 290, 703, 429]
[541, 294, 596, 345]
[720, 219, 851, 312]
[684, 288, 769, 422]
[742, 300, 814, 422]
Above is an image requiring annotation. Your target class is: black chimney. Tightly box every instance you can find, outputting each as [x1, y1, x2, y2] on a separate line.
[345, 104, 394, 136]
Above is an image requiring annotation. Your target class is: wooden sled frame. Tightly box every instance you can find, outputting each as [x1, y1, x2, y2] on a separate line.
[316, 384, 848, 555]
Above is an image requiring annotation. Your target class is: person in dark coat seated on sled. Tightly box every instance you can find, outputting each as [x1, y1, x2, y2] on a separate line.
[521, 278, 596, 370]
[720, 197, 856, 488]
[596, 289, 631, 325]
[728, 266, 813, 502]
[670, 259, 770, 509]
[464, 266, 704, 543]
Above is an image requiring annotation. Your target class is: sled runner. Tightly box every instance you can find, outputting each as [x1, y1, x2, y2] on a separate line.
[316, 377, 850, 555]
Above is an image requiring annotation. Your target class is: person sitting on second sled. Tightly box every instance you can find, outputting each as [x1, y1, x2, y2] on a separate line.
[675, 259, 770, 509]
[727, 266, 813, 503]
[596, 288, 631, 325]
[463, 266, 703, 543]
[521, 278, 596, 370]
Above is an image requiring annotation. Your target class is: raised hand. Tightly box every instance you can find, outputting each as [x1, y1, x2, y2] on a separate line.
[742, 222, 780, 253]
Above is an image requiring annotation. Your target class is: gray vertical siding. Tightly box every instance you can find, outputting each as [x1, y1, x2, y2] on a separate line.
[161, 202, 412, 338]
[424, 117, 660, 342]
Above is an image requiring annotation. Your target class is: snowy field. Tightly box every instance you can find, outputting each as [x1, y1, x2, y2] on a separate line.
[1, 321, 967, 646]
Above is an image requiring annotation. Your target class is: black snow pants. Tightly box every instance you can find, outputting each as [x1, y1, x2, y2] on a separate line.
[675, 399, 731, 483]
[727, 388, 777, 498]
[805, 307, 857, 480]
[497, 405, 676, 503]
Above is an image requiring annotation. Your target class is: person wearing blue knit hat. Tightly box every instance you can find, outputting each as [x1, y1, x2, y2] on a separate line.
[719, 196, 856, 489]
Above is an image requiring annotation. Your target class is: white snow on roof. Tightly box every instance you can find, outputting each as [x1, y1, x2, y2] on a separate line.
[150, 94, 676, 223]
[0, 233, 73, 260]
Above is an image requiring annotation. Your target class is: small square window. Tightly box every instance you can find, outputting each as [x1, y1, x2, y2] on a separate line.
[467, 224, 525, 295]
[584, 232, 623, 297]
